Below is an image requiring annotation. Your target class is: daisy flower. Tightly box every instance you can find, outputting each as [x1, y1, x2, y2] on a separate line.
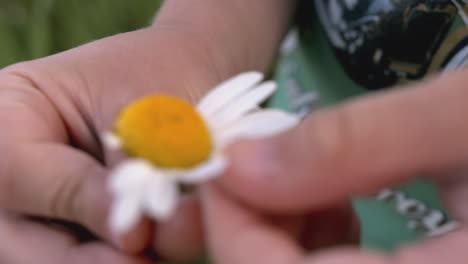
[103, 72, 299, 234]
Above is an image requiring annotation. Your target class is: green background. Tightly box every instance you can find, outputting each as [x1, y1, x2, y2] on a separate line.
[0, 0, 161, 68]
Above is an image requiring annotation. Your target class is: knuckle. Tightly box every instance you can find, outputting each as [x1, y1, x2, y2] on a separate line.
[0, 62, 41, 93]
[48, 160, 94, 222]
[49, 175, 81, 221]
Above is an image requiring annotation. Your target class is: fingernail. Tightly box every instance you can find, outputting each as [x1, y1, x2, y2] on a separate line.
[227, 139, 278, 178]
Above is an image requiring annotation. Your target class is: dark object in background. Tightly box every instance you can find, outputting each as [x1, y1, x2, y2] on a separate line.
[298, 0, 468, 90]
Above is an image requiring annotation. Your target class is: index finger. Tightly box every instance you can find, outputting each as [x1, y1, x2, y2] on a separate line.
[220, 70, 468, 212]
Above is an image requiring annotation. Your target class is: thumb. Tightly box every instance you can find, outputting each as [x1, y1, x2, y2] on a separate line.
[219, 71, 468, 212]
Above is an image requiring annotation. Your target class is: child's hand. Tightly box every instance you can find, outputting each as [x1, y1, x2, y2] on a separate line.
[0, 210, 153, 264]
[0, 0, 297, 262]
[0, 26, 221, 262]
[205, 70, 468, 263]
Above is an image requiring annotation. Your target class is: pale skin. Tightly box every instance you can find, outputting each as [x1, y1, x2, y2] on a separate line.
[0, 0, 293, 263]
[1, 0, 468, 264]
[205, 71, 468, 264]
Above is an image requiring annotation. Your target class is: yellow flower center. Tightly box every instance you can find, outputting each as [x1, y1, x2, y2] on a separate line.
[115, 95, 212, 168]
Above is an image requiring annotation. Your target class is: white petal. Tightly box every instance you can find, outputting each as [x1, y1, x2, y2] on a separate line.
[109, 159, 154, 194]
[144, 176, 179, 221]
[197, 72, 263, 117]
[109, 195, 143, 234]
[179, 155, 228, 184]
[102, 131, 122, 150]
[217, 110, 300, 146]
[211, 81, 277, 128]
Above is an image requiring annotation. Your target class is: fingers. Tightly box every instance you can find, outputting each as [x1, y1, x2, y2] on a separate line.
[305, 228, 468, 264]
[153, 195, 205, 261]
[389, 227, 468, 264]
[438, 176, 468, 221]
[0, 212, 152, 264]
[201, 184, 303, 264]
[0, 143, 151, 253]
[67, 244, 152, 264]
[220, 71, 468, 212]
[0, 143, 108, 228]
[202, 183, 468, 264]
[305, 249, 388, 264]
[0, 72, 152, 253]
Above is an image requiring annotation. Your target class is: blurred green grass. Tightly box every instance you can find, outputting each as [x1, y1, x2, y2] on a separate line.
[0, 0, 162, 67]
